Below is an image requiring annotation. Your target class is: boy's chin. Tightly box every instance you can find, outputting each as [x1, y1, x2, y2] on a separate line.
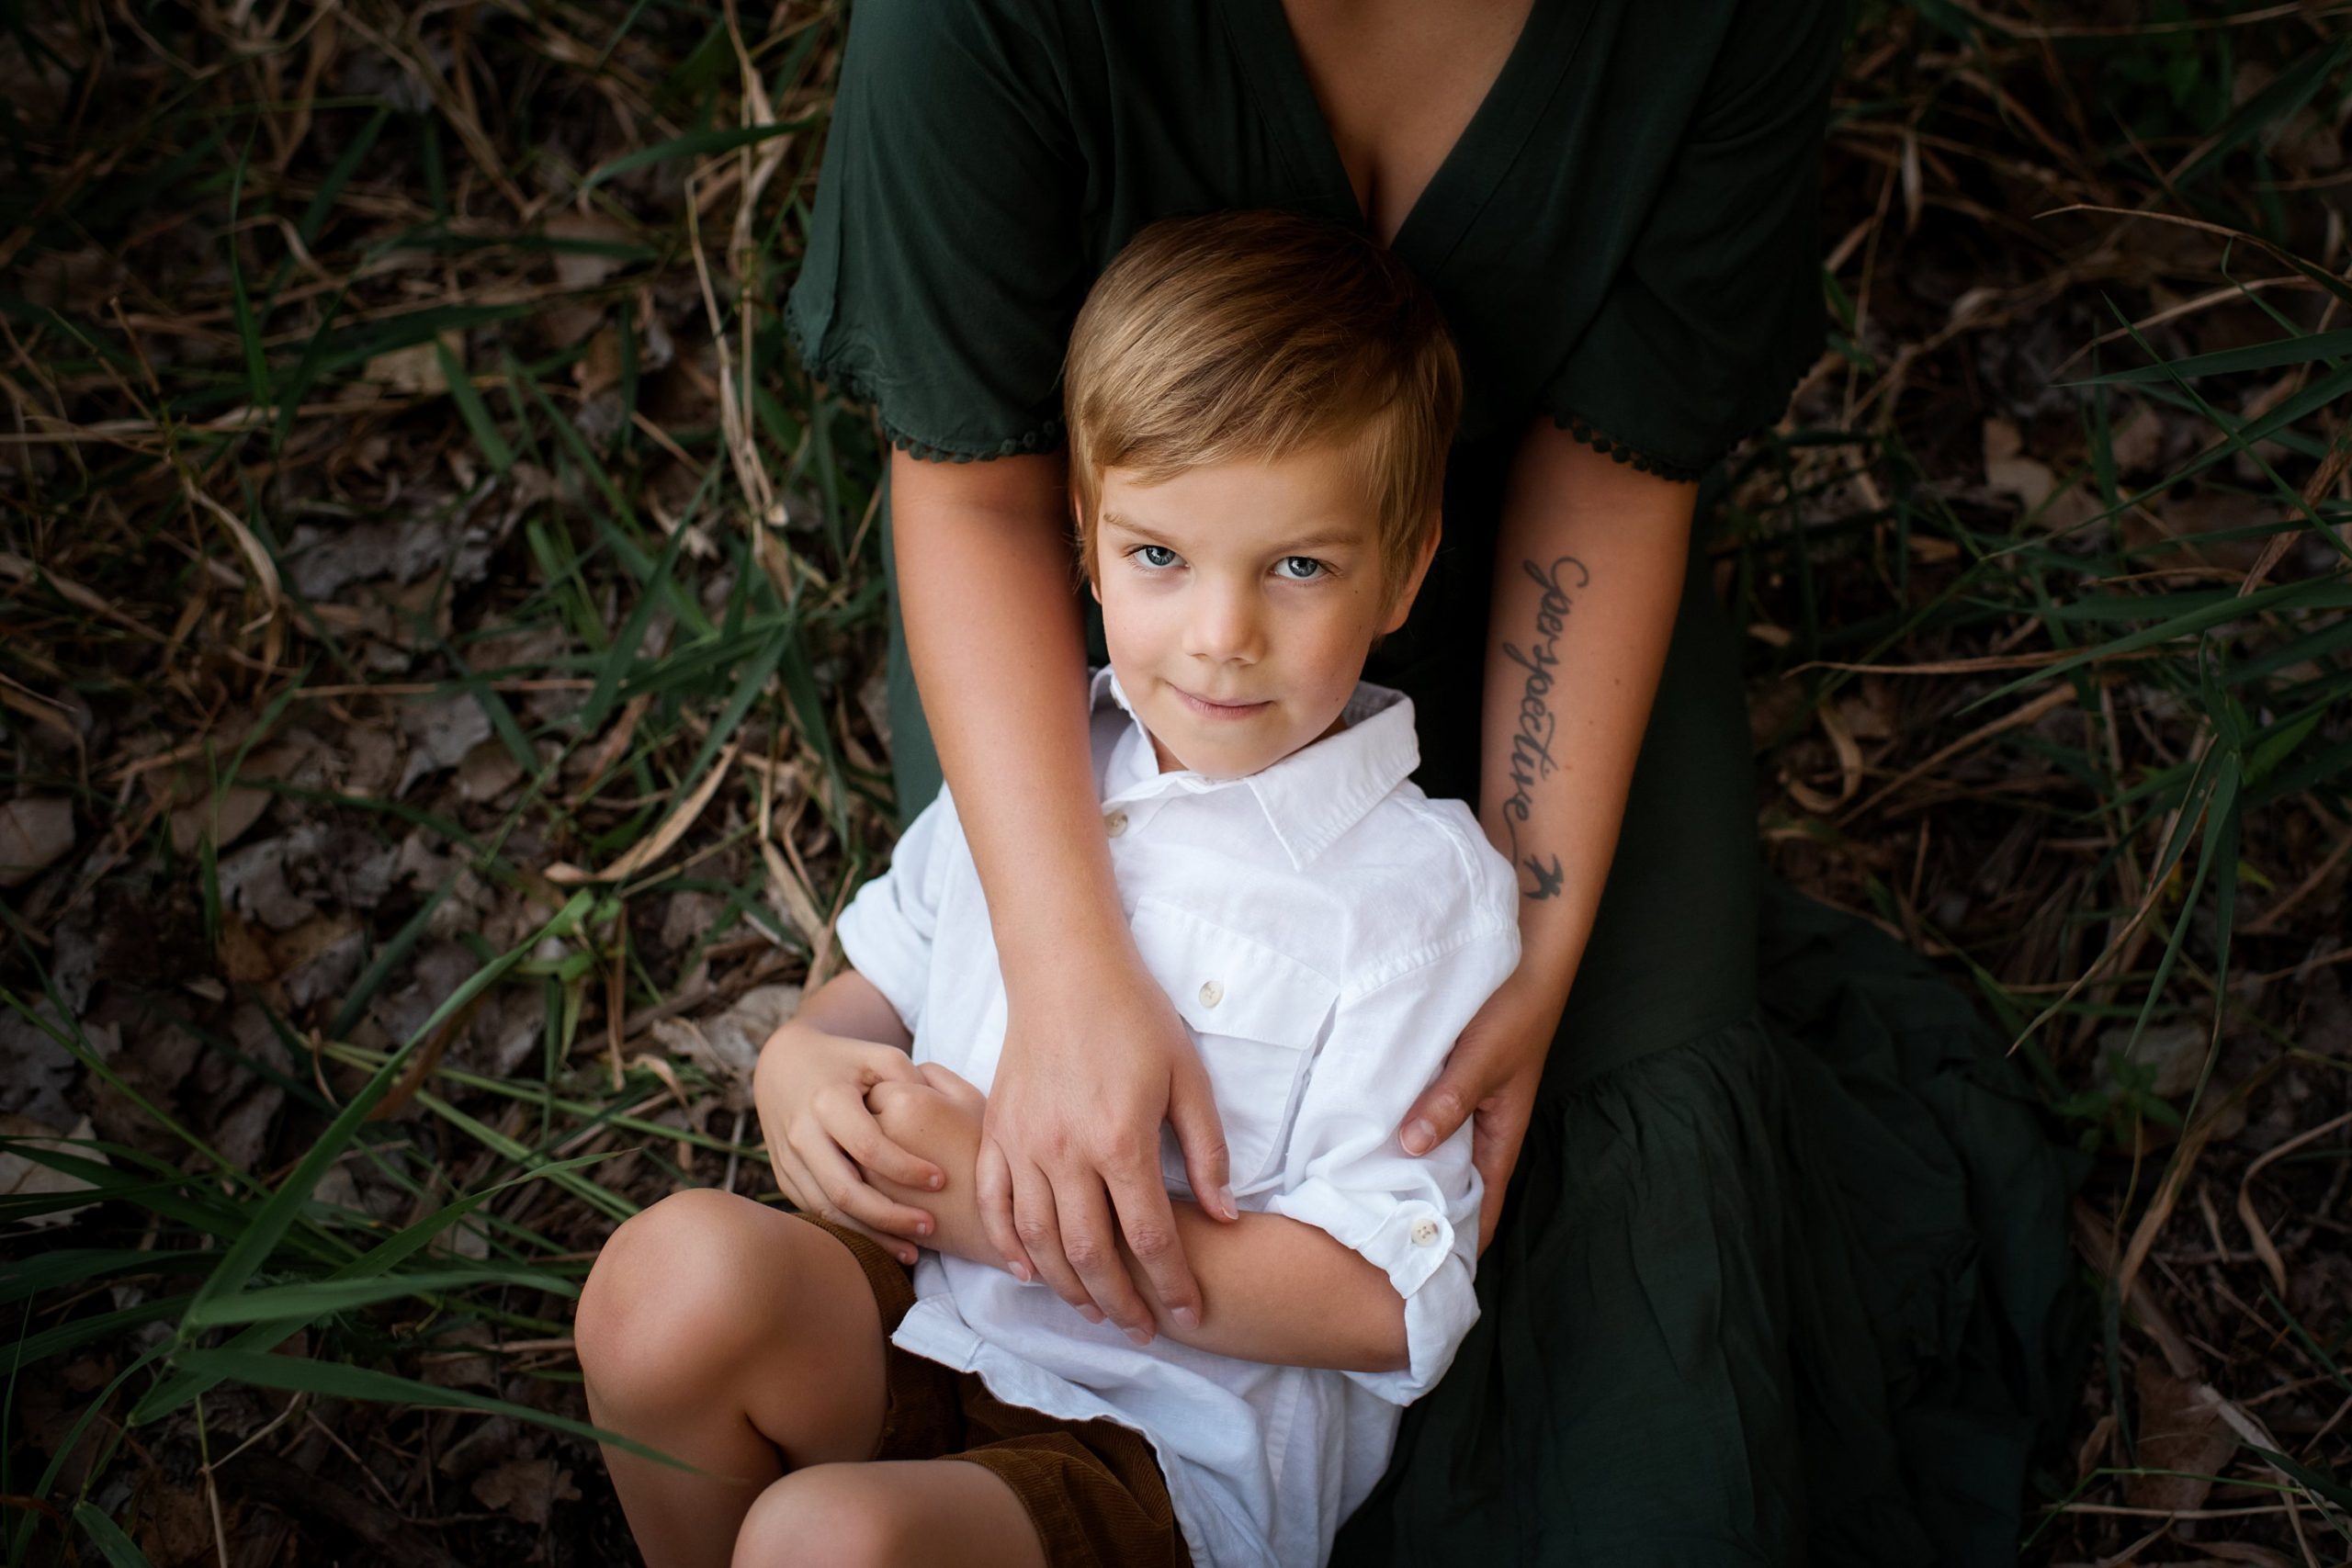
[1148, 728, 1273, 781]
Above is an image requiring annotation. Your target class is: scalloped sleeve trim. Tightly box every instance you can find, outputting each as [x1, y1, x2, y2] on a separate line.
[786, 310, 1067, 466]
[1546, 352, 1812, 484]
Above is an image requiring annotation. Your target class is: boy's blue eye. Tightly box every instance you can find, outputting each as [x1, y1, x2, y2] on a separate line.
[1275, 557, 1327, 581]
[1136, 545, 1179, 569]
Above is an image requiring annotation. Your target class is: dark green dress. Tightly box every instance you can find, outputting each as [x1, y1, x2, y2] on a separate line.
[785, 1, 2083, 1561]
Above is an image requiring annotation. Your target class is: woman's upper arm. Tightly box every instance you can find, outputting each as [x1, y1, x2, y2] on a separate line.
[786, 0, 1087, 463]
[1537, 0, 1842, 481]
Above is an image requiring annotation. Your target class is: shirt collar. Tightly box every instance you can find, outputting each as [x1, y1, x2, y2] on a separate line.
[1091, 666, 1421, 869]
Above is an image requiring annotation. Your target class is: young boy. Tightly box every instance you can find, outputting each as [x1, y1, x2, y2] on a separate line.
[577, 209, 1521, 1568]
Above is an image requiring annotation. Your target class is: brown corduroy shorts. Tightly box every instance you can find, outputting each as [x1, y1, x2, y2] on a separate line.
[795, 1213, 1190, 1568]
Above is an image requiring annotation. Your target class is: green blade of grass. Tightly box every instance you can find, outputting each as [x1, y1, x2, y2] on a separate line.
[2071, 326, 2352, 386]
[580, 118, 821, 191]
[175, 892, 593, 1332]
[167, 1348, 698, 1472]
[132, 1149, 616, 1425]
[71, 1504, 155, 1568]
[436, 339, 514, 473]
[9, 1297, 191, 1375]
[1958, 576, 2352, 713]
[225, 130, 271, 411]
[182, 1268, 576, 1327]
[0, 1249, 216, 1308]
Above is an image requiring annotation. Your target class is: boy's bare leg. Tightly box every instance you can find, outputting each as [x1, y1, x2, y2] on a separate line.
[575, 1189, 893, 1568]
[733, 1458, 1047, 1568]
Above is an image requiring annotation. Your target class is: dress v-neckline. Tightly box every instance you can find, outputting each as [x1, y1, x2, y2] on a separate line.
[1216, 0, 1584, 264]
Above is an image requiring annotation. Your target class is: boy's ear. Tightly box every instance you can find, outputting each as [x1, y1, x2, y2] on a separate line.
[1380, 514, 1442, 634]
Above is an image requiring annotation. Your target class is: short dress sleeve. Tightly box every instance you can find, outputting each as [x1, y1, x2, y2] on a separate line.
[1539, 0, 1843, 481]
[784, 0, 1088, 463]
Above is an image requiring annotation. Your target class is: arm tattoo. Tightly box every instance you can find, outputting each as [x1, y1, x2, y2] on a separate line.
[1498, 554, 1589, 902]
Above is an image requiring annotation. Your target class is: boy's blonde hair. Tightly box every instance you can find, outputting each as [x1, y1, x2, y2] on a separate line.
[1063, 209, 1464, 604]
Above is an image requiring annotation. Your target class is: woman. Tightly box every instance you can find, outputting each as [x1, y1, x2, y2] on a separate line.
[780, 0, 2080, 1560]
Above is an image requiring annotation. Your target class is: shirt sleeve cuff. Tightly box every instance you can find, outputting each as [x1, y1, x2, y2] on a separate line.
[1262, 1179, 1482, 1403]
[833, 885, 926, 1037]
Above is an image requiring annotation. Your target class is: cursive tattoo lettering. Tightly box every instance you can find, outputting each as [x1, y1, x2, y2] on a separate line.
[1499, 554, 1589, 900]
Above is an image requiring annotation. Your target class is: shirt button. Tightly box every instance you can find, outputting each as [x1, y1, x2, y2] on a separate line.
[1198, 979, 1223, 1008]
[1104, 810, 1129, 838]
[1410, 1218, 1441, 1247]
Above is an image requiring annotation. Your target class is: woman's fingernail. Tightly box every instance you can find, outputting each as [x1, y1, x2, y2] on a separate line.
[1077, 1304, 1104, 1325]
[915, 1218, 932, 1236]
[1402, 1119, 1437, 1155]
[1009, 1260, 1032, 1282]
[928, 1172, 944, 1190]
[1217, 1185, 1237, 1219]
[901, 1251, 918, 1266]
[1171, 1305, 1200, 1330]
[1125, 1325, 1154, 1348]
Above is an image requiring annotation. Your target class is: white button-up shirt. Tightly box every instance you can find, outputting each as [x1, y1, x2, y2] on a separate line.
[836, 667, 1521, 1567]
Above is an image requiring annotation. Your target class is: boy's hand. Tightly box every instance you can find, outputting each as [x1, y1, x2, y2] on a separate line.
[754, 1023, 943, 1266]
[864, 1066, 998, 1268]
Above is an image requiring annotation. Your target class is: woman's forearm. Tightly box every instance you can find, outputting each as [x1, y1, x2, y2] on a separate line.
[888, 451, 1125, 973]
[1480, 421, 1696, 1006]
[888, 447, 1228, 1333]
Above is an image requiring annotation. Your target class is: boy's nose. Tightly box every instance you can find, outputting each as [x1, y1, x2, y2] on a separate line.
[1182, 583, 1262, 664]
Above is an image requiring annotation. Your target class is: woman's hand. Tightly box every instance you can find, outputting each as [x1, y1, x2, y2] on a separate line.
[978, 947, 1235, 1346]
[1398, 965, 1566, 1253]
[752, 1021, 943, 1266]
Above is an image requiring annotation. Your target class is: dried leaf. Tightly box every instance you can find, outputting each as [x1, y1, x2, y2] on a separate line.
[548, 745, 736, 885]
[2103, 1019, 2207, 1099]
[0, 1114, 106, 1229]
[363, 339, 450, 396]
[470, 1457, 580, 1528]
[649, 984, 798, 1111]
[2124, 1360, 2236, 1513]
[167, 784, 270, 856]
[0, 797, 74, 887]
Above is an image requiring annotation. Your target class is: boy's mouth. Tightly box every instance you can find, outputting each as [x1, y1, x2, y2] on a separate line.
[1171, 685, 1272, 719]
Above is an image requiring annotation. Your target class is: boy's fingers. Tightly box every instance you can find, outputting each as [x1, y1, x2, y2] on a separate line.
[832, 1104, 944, 1192]
[1166, 1066, 1236, 1223]
[778, 1142, 920, 1264]
[918, 1061, 987, 1115]
[822, 1204, 922, 1268]
[975, 1138, 1034, 1281]
[769, 1141, 820, 1214]
[1057, 1170, 1155, 1343]
[803, 1135, 935, 1242]
[1105, 1168, 1200, 1333]
[858, 1043, 927, 1086]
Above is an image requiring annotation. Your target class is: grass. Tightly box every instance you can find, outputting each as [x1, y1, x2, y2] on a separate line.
[2, 0, 2348, 1562]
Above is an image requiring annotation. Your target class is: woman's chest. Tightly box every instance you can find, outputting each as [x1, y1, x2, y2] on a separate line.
[1274, 0, 1536, 247]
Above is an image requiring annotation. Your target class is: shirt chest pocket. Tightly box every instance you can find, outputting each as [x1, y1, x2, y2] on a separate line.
[1128, 897, 1340, 1196]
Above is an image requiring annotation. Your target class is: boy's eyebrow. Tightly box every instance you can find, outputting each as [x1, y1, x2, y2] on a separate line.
[1101, 510, 1366, 554]
[1099, 510, 1169, 542]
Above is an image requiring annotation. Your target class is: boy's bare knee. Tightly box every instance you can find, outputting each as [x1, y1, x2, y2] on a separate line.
[577, 1188, 776, 1404]
[733, 1467, 910, 1568]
